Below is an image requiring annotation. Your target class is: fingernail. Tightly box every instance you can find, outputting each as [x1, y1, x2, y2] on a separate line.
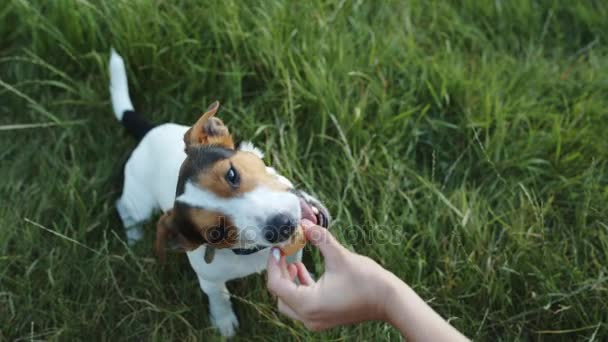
[272, 248, 281, 262]
[301, 219, 314, 228]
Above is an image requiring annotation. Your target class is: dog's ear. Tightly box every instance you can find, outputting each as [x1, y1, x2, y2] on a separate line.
[155, 210, 198, 263]
[183, 101, 235, 150]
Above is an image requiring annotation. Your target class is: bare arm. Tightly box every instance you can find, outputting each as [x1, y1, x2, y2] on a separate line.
[266, 220, 469, 341]
[383, 273, 468, 341]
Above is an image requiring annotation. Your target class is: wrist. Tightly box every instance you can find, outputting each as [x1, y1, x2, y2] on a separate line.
[381, 276, 469, 341]
[378, 271, 411, 323]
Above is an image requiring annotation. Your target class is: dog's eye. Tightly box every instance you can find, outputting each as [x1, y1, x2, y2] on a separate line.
[225, 166, 240, 187]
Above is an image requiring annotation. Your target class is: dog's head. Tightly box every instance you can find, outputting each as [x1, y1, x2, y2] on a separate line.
[155, 102, 330, 259]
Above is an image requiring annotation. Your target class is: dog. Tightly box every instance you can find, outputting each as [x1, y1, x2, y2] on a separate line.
[109, 49, 331, 337]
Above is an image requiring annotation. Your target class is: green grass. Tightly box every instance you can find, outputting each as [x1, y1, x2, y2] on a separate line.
[1, 0, 608, 340]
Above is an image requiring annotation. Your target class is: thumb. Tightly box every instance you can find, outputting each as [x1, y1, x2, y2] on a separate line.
[302, 219, 345, 267]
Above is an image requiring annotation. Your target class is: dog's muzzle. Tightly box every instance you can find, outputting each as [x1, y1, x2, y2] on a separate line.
[228, 191, 331, 258]
[263, 213, 299, 243]
[296, 193, 331, 228]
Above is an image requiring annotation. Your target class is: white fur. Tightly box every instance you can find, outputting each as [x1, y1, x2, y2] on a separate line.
[115, 123, 298, 338]
[109, 48, 134, 120]
[266, 166, 294, 188]
[111, 49, 315, 337]
[238, 141, 264, 158]
[177, 182, 301, 247]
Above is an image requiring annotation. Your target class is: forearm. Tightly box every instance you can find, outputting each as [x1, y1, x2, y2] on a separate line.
[383, 275, 469, 341]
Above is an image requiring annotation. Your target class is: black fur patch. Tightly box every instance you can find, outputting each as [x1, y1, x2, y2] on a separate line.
[173, 203, 207, 245]
[122, 110, 154, 141]
[175, 145, 235, 196]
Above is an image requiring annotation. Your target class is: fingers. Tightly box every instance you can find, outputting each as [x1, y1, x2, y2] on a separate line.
[266, 249, 298, 299]
[274, 251, 299, 281]
[278, 254, 291, 278]
[287, 263, 298, 281]
[268, 249, 306, 283]
[301, 219, 345, 267]
[295, 262, 315, 286]
[278, 299, 302, 321]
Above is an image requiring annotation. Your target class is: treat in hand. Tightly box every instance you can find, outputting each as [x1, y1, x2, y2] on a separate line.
[280, 225, 307, 256]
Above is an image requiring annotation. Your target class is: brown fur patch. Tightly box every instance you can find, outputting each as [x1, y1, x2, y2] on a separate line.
[196, 151, 289, 198]
[155, 211, 172, 263]
[184, 101, 235, 150]
[154, 207, 239, 263]
[187, 208, 238, 248]
[154, 210, 200, 263]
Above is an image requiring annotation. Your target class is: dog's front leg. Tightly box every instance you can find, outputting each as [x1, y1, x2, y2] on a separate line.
[197, 277, 239, 337]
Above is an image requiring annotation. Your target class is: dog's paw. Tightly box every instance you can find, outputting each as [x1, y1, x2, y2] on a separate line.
[212, 311, 239, 338]
[125, 226, 143, 245]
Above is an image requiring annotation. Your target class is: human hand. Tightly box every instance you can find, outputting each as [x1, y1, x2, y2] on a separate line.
[266, 220, 469, 341]
[266, 220, 397, 331]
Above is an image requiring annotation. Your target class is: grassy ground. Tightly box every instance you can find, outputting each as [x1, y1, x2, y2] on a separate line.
[1, 0, 607, 340]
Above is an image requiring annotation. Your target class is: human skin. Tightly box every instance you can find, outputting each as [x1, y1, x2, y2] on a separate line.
[266, 220, 469, 341]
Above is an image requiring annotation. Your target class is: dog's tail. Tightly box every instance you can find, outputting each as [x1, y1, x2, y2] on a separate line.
[109, 48, 153, 141]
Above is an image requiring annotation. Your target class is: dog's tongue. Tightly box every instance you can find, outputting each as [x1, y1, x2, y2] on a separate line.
[299, 198, 317, 225]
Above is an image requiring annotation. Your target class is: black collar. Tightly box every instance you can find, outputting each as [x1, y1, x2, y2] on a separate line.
[231, 245, 268, 255]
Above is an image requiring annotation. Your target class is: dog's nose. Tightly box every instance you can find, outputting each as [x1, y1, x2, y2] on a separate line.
[264, 214, 298, 243]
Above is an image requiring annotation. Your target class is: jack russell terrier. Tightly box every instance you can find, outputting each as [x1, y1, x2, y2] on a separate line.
[109, 49, 331, 337]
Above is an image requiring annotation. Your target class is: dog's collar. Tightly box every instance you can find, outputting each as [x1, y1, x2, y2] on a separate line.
[231, 245, 268, 255]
